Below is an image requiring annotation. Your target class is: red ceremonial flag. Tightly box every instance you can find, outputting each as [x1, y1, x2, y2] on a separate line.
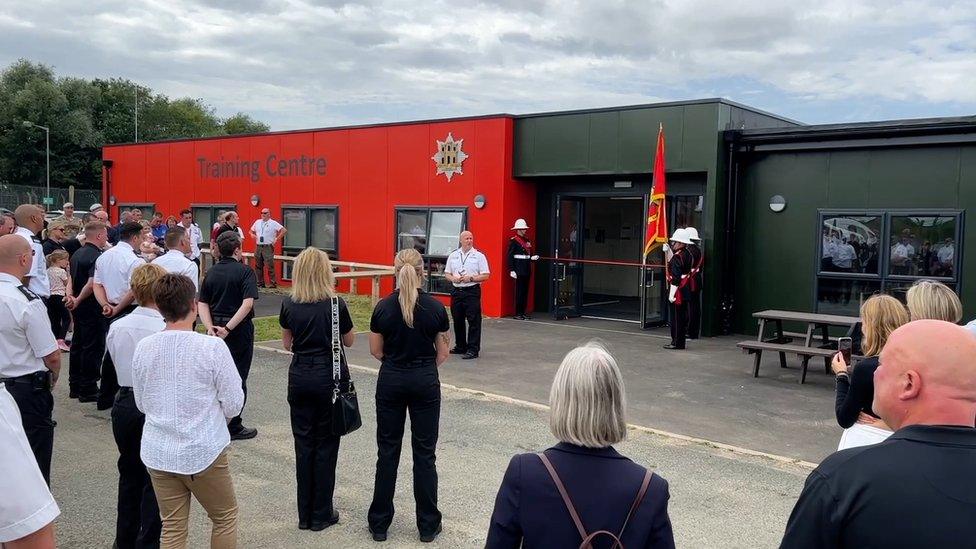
[643, 124, 668, 257]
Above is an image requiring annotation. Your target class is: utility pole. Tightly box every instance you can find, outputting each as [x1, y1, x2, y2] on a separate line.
[22, 121, 51, 209]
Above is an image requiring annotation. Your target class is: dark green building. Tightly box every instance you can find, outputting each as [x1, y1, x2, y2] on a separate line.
[514, 100, 973, 335]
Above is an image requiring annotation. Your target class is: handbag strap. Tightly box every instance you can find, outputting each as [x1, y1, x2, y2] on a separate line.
[537, 452, 654, 549]
[331, 295, 341, 403]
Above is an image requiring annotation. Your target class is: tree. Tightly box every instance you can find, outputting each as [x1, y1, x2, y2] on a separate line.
[0, 59, 270, 190]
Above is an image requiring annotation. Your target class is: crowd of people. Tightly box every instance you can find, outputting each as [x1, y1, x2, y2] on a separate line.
[2, 200, 976, 548]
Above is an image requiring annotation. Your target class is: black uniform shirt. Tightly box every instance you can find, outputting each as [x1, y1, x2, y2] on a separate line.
[279, 296, 354, 356]
[199, 257, 259, 320]
[686, 244, 703, 293]
[507, 237, 532, 276]
[668, 248, 693, 301]
[780, 425, 976, 549]
[42, 238, 65, 256]
[370, 290, 449, 364]
[69, 242, 102, 311]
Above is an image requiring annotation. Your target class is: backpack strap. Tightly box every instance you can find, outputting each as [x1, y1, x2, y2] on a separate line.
[537, 452, 588, 541]
[618, 469, 653, 539]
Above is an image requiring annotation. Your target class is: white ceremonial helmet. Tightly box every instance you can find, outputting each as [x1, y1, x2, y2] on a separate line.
[511, 218, 530, 230]
[670, 228, 693, 245]
[685, 227, 701, 241]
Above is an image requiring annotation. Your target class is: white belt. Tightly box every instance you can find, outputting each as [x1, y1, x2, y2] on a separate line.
[513, 254, 531, 259]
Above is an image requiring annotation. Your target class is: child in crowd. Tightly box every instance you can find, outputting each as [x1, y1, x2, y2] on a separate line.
[45, 249, 72, 351]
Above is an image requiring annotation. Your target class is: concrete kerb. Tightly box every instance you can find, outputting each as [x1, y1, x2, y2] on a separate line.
[253, 342, 819, 471]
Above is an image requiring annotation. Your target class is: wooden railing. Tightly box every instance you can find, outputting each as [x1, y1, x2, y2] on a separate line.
[200, 250, 395, 306]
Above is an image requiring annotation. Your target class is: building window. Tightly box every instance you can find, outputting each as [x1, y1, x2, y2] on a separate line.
[395, 207, 466, 294]
[281, 206, 339, 280]
[118, 203, 156, 220]
[191, 204, 237, 249]
[816, 210, 963, 316]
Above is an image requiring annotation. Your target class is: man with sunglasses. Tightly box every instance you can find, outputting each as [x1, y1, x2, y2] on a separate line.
[248, 208, 286, 288]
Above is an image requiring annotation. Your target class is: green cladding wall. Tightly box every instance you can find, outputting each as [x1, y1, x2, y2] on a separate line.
[734, 144, 976, 334]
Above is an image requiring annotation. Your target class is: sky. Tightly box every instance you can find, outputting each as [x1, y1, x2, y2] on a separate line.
[2, 0, 975, 130]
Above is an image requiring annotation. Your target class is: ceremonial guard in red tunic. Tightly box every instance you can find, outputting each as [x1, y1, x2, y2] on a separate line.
[507, 219, 539, 320]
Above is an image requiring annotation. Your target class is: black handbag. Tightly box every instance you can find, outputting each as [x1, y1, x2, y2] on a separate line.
[330, 296, 362, 436]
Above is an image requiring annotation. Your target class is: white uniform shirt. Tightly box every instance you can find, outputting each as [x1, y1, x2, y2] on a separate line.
[937, 244, 954, 264]
[132, 331, 244, 475]
[181, 222, 203, 260]
[445, 247, 490, 288]
[833, 243, 856, 269]
[0, 273, 58, 378]
[0, 385, 59, 543]
[250, 218, 283, 245]
[106, 307, 166, 387]
[152, 250, 200, 292]
[93, 241, 145, 304]
[14, 227, 50, 298]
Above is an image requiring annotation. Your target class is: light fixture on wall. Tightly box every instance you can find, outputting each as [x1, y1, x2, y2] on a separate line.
[769, 195, 787, 213]
[473, 194, 486, 209]
[109, 195, 117, 206]
[250, 194, 260, 207]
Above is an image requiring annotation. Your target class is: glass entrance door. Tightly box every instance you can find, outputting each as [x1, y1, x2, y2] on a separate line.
[552, 197, 583, 319]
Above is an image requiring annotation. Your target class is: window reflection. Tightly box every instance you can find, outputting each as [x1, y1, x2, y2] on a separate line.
[816, 278, 882, 317]
[821, 215, 881, 274]
[888, 216, 956, 278]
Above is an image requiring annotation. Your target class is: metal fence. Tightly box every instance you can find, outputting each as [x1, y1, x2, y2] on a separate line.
[0, 184, 102, 212]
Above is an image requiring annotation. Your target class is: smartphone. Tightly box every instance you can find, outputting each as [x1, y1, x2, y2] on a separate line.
[838, 337, 853, 365]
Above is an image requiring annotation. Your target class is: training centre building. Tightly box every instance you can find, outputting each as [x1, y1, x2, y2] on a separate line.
[102, 99, 976, 336]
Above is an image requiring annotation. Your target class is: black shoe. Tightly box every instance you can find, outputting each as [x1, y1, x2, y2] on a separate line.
[230, 427, 258, 440]
[513, 315, 525, 320]
[420, 524, 442, 543]
[369, 527, 387, 542]
[462, 352, 479, 360]
[77, 394, 98, 403]
[663, 344, 685, 350]
[449, 347, 467, 355]
[310, 511, 339, 531]
[96, 401, 113, 411]
[523, 315, 533, 320]
[298, 521, 310, 530]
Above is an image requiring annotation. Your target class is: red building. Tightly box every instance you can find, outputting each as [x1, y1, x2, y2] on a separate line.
[102, 116, 536, 317]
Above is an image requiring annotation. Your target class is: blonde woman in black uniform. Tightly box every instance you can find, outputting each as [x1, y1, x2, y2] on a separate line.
[367, 248, 450, 543]
[279, 247, 355, 531]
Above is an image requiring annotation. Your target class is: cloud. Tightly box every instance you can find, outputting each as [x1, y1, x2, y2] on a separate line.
[1, 0, 974, 129]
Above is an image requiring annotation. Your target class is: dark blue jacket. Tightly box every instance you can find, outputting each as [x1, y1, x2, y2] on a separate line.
[486, 443, 675, 549]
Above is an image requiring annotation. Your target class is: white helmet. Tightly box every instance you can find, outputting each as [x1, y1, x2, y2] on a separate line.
[511, 218, 529, 230]
[670, 228, 693, 245]
[685, 227, 701, 241]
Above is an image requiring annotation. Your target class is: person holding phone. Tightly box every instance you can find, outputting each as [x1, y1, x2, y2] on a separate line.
[831, 294, 908, 450]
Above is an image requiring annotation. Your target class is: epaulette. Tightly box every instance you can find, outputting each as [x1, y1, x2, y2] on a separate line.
[17, 285, 40, 301]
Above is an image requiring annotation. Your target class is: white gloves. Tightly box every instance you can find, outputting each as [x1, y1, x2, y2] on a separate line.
[509, 271, 517, 279]
[530, 255, 539, 261]
[668, 285, 677, 303]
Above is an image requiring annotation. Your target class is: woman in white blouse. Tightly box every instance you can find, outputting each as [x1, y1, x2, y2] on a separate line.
[131, 273, 244, 549]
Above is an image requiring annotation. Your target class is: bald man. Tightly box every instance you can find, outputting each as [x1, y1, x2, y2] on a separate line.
[13, 204, 50, 300]
[444, 230, 490, 359]
[781, 320, 976, 548]
[0, 234, 61, 485]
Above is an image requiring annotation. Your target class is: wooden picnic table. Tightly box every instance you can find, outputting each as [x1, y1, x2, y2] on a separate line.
[738, 310, 860, 384]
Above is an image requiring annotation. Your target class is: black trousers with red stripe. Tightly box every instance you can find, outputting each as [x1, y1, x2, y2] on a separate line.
[669, 301, 688, 349]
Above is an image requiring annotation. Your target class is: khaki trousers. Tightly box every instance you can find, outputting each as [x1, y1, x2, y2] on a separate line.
[254, 244, 275, 286]
[147, 451, 238, 549]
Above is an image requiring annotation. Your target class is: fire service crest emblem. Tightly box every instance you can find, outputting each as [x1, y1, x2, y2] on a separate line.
[431, 132, 468, 182]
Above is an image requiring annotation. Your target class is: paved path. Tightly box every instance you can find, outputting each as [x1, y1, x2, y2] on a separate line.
[50, 347, 807, 548]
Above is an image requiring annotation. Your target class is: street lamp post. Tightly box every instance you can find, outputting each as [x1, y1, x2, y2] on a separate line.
[23, 121, 51, 209]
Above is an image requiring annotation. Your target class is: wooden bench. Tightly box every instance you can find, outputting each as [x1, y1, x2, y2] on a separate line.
[736, 341, 840, 384]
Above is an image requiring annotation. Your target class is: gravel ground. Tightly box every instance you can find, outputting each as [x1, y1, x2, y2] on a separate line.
[49, 348, 807, 548]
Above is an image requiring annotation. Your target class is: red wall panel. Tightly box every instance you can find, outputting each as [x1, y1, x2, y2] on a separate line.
[103, 116, 521, 317]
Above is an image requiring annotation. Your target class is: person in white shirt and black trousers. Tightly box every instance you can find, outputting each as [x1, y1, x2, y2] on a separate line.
[132, 273, 244, 549]
[93, 222, 147, 410]
[0, 234, 62, 486]
[249, 208, 286, 288]
[106, 262, 167, 549]
[444, 231, 490, 360]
